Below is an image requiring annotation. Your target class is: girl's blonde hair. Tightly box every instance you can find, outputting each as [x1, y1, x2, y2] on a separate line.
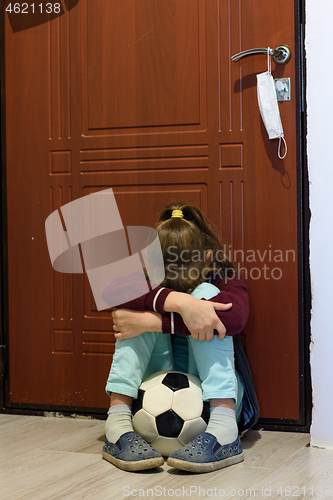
[154, 202, 235, 293]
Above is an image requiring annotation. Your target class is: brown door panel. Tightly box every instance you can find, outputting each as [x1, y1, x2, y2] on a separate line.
[5, 0, 300, 421]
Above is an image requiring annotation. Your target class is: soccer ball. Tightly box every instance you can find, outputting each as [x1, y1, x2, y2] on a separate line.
[132, 371, 210, 457]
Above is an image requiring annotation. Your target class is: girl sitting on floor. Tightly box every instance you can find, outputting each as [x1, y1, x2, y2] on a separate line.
[101, 202, 254, 473]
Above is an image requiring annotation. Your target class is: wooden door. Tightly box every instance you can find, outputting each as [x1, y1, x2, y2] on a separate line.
[4, 0, 303, 424]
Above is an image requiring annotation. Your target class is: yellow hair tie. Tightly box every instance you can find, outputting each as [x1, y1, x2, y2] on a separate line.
[171, 209, 184, 219]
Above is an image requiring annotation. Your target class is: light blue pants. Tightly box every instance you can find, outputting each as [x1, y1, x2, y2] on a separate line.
[106, 283, 243, 419]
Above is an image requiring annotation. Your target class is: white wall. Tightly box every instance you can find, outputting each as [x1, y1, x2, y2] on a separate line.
[306, 0, 333, 448]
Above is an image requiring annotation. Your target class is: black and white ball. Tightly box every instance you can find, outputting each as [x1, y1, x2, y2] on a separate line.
[132, 371, 210, 457]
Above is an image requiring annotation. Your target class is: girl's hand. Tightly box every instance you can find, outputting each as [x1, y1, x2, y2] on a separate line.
[112, 309, 162, 340]
[164, 292, 232, 341]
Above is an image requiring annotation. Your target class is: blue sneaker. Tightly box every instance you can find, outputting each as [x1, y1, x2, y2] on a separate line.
[167, 433, 244, 473]
[102, 431, 164, 471]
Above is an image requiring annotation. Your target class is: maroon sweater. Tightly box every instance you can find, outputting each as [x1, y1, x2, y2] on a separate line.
[101, 274, 249, 337]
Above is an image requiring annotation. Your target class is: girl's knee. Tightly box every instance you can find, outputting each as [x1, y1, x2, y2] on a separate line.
[190, 282, 220, 300]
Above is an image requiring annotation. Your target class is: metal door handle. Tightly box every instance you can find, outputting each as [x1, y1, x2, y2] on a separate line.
[231, 45, 292, 65]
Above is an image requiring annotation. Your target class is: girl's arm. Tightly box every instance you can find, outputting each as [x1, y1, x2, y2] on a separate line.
[163, 276, 249, 338]
[106, 275, 248, 340]
[112, 299, 230, 341]
[162, 291, 231, 340]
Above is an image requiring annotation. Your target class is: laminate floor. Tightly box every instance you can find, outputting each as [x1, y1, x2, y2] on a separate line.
[1, 414, 331, 500]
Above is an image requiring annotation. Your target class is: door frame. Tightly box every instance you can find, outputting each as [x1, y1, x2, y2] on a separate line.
[0, 0, 312, 431]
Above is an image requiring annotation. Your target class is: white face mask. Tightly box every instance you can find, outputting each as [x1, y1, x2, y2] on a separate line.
[256, 49, 287, 159]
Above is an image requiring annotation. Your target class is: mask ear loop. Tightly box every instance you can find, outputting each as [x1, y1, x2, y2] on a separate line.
[267, 47, 271, 74]
[278, 136, 287, 160]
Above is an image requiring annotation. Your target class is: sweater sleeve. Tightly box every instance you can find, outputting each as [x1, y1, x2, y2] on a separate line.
[208, 276, 249, 336]
[100, 273, 173, 313]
